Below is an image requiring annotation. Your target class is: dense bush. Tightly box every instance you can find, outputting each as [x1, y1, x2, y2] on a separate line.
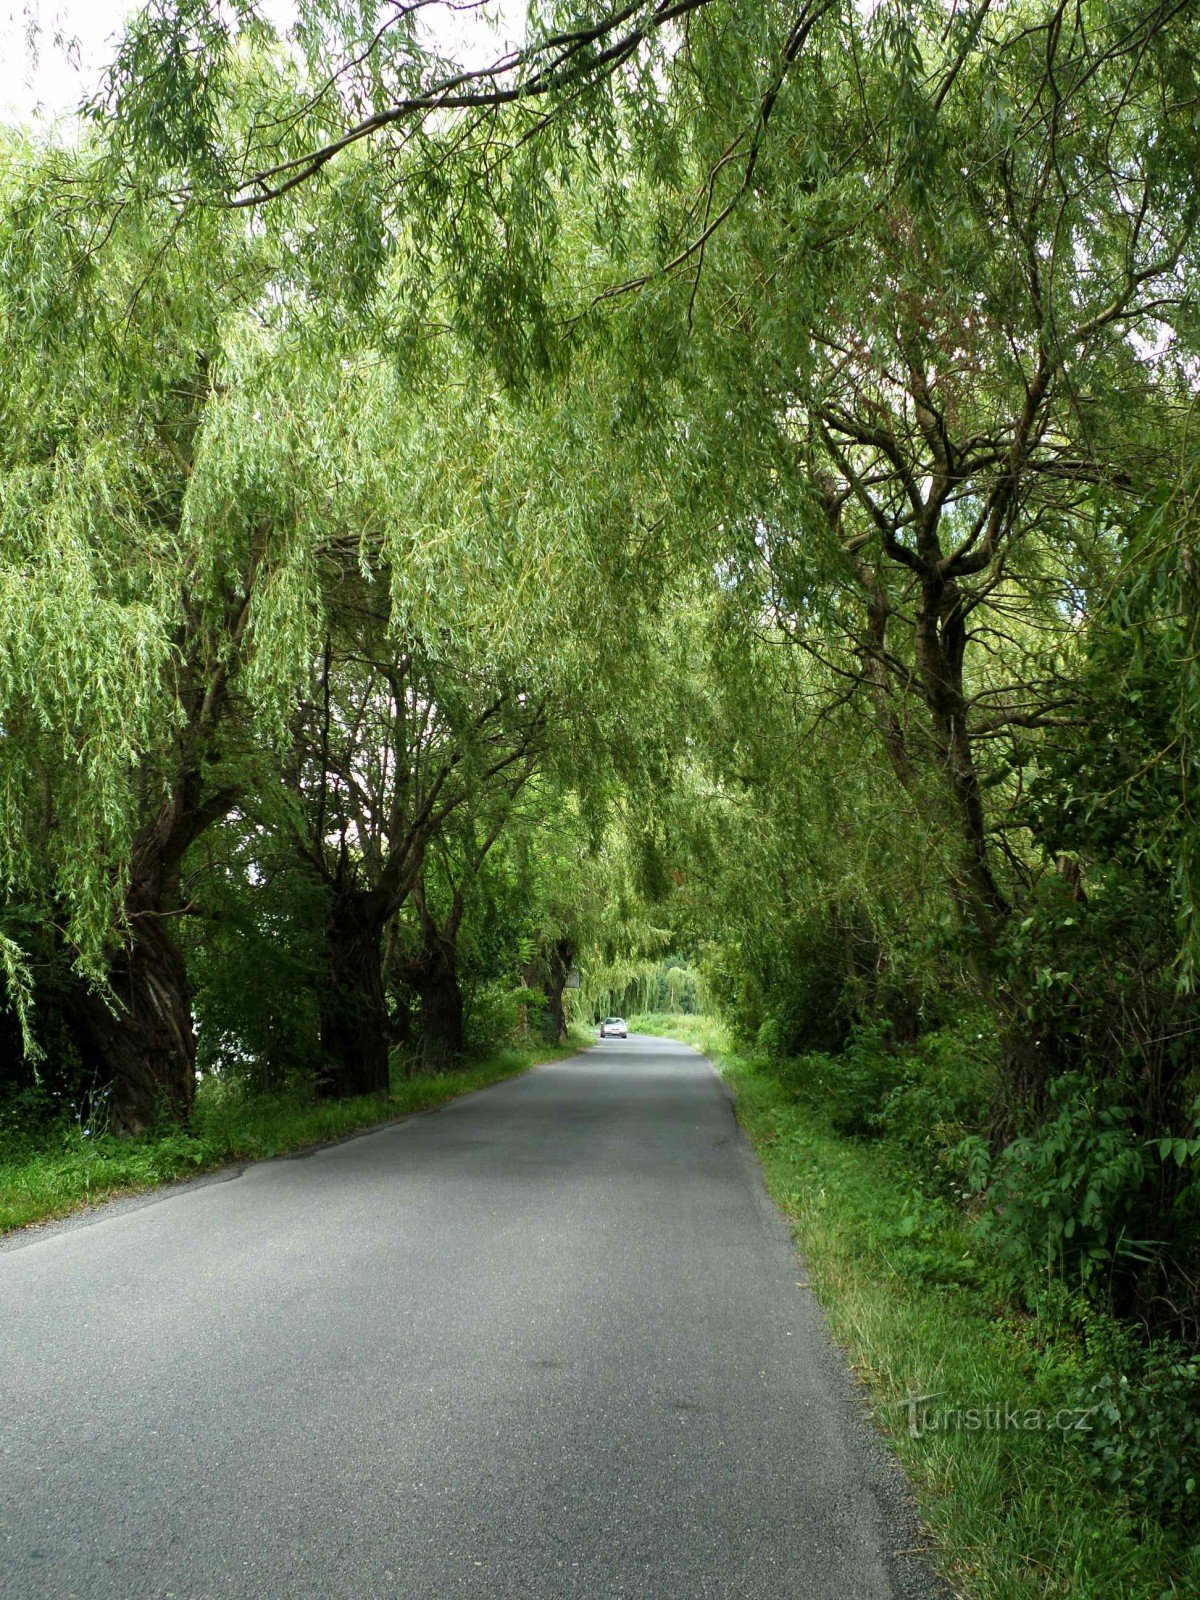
[1081, 1344, 1200, 1530]
[872, 1021, 999, 1195]
[775, 1017, 997, 1186]
[0, 930, 100, 1132]
[986, 1078, 1149, 1290]
[820, 1029, 909, 1138]
[183, 816, 329, 1095]
[979, 1076, 1200, 1334]
[717, 902, 949, 1064]
[749, 1009, 1200, 1550]
[462, 982, 542, 1055]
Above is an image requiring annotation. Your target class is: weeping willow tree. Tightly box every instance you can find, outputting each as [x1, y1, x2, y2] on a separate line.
[0, 30, 695, 1124]
[0, 134, 281, 1127]
[287, 580, 552, 1091]
[0, 127, 525, 1123]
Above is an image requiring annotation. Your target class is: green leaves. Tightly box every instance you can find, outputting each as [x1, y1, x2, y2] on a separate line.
[1155, 1136, 1200, 1168]
[88, 0, 260, 193]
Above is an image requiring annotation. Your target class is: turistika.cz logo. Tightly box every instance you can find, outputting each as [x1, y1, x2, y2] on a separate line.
[879, 1391, 1096, 1439]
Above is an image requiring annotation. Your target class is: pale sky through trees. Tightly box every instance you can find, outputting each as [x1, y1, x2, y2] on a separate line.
[0, 1, 525, 124]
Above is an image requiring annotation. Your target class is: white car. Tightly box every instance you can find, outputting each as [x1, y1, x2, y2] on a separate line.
[599, 1016, 628, 1039]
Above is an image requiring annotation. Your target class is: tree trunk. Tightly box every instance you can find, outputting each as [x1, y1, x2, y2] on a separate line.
[63, 914, 196, 1135]
[521, 939, 574, 1042]
[914, 576, 1009, 948]
[398, 880, 466, 1071]
[415, 954, 464, 1070]
[407, 923, 464, 1071]
[0, 1002, 25, 1096]
[543, 938, 574, 1043]
[318, 891, 390, 1097]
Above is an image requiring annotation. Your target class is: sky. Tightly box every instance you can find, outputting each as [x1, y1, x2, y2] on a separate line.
[0, 1, 525, 126]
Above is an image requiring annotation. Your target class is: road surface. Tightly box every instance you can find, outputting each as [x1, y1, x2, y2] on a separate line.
[1, 1035, 943, 1599]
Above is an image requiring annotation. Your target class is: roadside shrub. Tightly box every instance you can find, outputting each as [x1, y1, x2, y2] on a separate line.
[716, 907, 876, 1057]
[0, 950, 93, 1131]
[776, 1026, 907, 1136]
[754, 1013, 795, 1062]
[825, 1028, 909, 1137]
[979, 1074, 1200, 1332]
[463, 981, 530, 1053]
[783, 1018, 996, 1167]
[749, 931, 851, 1057]
[1079, 1344, 1200, 1529]
[985, 1075, 1149, 1286]
[873, 1017, 998, 1195]
[0, 1081, 63, 1152]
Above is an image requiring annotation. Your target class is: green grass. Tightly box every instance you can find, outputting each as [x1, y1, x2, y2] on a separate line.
[0, 1028, 592, 1236]
[631, 1013, 1200, 1600]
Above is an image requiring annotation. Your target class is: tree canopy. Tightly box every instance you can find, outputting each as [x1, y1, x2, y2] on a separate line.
[3, 0, 1200, 1374]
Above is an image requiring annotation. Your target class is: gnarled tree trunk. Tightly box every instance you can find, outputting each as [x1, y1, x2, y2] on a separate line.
[413, 947, 464, 1070]
[522, 938, 575, 1042]
[398, 880, 466, 1071]
[913, 575, 1009, 943]
[543, 938, 574, 1043]
[61, 774, 236, 1134]
[318, 889, 390, 1097]
[63, 912, 196, 1134]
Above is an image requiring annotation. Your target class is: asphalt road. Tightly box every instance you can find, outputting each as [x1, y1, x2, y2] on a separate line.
[1, 1035, 943, 1600]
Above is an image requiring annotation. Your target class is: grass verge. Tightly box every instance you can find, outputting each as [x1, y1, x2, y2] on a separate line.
[0, 1028, 591, 1237]
[632, 1012, 1199, 1600]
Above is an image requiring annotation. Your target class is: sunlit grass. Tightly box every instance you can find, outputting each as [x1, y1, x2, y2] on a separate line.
[0, 1028, 591, 1236]
[632, 1013, 1199, 1600]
